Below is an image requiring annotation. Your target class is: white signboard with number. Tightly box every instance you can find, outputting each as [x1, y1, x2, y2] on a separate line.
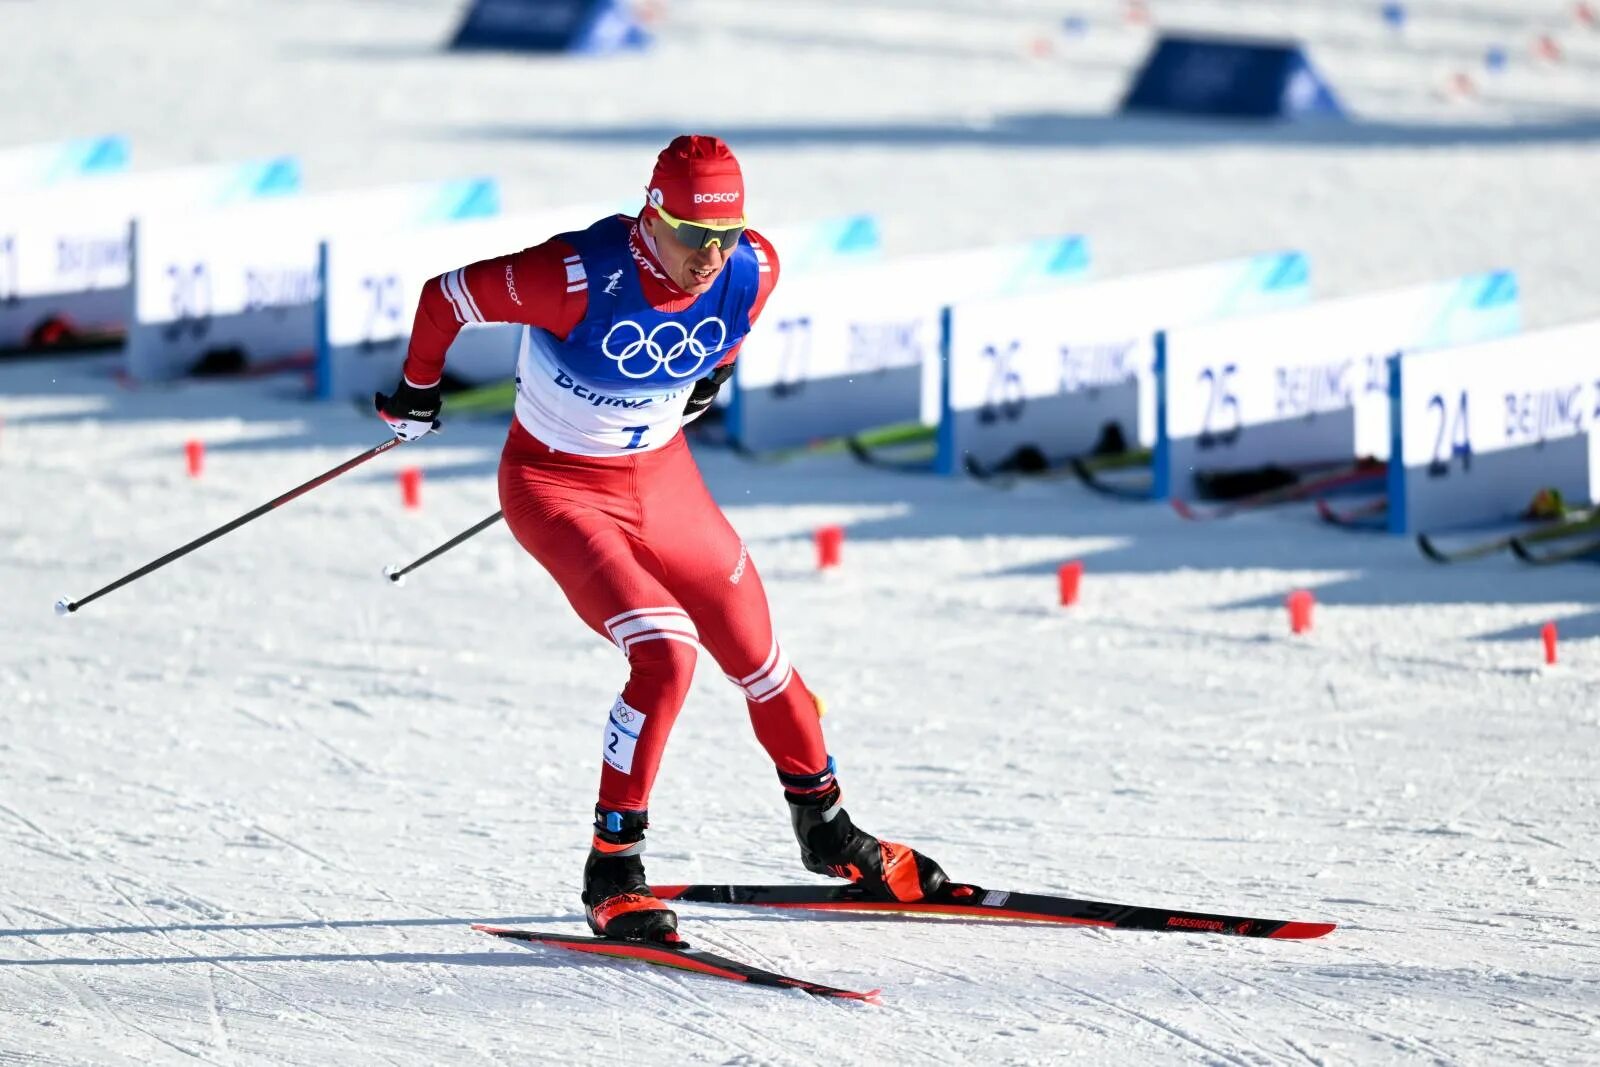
[728, 236, 1091, 453]
[0, 158, 300, 348]
[126, 178, 499, 381]
[319, 203, 619, 400]
[0, 136, 127, 191]
[1155, 271, 1520, 499]
[1388, 320, 1600, 534]
[941, 252, 1309, 475]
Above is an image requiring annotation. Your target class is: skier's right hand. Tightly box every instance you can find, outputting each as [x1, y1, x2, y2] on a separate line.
[375, 378, 443, 442]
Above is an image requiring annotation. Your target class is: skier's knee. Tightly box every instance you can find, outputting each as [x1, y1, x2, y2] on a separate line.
[626, 638, 698, 703]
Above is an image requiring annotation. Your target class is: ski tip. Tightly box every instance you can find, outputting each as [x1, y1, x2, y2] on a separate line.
[1269, 921, 1337, 940]
[787, 984, 882, 1003]
[1415, 534, 1450, 563]
[1170, 498, 1197, 520]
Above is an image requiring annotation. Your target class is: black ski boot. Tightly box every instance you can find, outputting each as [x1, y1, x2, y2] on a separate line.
[782, 762, 949, 903]
[581, 808, 680, 944]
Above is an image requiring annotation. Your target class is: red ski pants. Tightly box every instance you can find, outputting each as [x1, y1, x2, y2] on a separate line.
[498, 419, 830, 812]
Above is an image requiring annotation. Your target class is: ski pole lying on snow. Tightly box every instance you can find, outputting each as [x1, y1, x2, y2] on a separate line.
[384, 510, 504, 586]
[56, 438, 404, 615]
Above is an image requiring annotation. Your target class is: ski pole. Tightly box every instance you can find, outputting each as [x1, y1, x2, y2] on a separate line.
[384, 510, 504, 586]
[56, 437, 404, 615]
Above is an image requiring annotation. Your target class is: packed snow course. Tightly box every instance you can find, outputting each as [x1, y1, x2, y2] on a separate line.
[3, 1, 1599, 1064]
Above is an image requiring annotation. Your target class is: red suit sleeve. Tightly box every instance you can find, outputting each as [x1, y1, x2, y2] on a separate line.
[401, 238, 588, 387]
[717, 228, 781, 368]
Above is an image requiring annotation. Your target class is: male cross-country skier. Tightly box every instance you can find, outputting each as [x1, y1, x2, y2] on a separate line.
[374, 135, 948, 945]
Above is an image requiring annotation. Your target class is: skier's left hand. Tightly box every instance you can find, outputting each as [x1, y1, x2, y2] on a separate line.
[683, 363, 734, 424]
[375, 378, 443, 441]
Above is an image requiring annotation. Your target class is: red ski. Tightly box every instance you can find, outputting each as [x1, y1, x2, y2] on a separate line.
[471, 925, 879, 1001]
[651, 884, 1334, 940]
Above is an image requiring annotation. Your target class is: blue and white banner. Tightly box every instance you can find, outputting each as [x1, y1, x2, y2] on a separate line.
[0, 136, 128, 191]
[727, 236, 1091, 454]
[940, 252, 1308, 475]
[126, 179, 499, 381]
[758, 214, 881, 274]
[1121, 35, 1345, 120]
[451, 0, 648, 54]
[1388, 320, 1600, 534]
[0, 157, 300, 348]
[1155, 271, 1520, 499]
[317, 202, 620, 401]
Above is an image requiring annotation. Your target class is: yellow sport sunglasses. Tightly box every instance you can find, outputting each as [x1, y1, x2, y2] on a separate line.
[649, 194, 747, 251]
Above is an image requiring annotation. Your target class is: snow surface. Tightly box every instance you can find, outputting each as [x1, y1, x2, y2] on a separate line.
[3, 1, 1600, 1064]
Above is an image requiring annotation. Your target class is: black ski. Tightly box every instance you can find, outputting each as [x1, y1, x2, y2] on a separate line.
[846, 436, 935, 472]
[1416, 530, 1519, 564]
[653, 883, 1334, 940]
[843, 422, 937, 472]
[1510, 533, 1600, 565]
[1418, 510, 1599, 564]
[964, 451, 1080, 487]
[1068, 453, 1155, 500]
[1172, 459, 1386, 521]
[472, 925, 878, 1001]
[1315, 496, 1387, 530]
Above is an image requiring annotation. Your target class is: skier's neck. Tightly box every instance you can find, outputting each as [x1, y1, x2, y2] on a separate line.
[629, 220, 691, 301]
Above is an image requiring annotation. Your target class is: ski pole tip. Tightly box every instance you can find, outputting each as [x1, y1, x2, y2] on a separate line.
[383, 565, 406, 587]
[54, 597, 74, 616]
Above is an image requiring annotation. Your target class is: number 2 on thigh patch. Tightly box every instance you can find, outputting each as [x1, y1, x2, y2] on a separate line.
[602, 697, 646, 774]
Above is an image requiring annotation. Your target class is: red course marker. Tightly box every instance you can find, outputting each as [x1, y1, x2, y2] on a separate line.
[1542, 620, 1559, 665]
[185, 439, 205, 478]
[399, 467, 422, 509]
[816, 525, 843, 569]
[1058, 560, 1084, 606]
[1287, 589, 1315, 635]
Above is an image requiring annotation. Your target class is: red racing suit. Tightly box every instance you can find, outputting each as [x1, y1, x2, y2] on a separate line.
[402, 216, 832, 813]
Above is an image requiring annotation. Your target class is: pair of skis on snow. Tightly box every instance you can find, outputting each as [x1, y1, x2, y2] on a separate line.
[475, 880, 1336, 1001]
[1079, 456, 1597, 554]
[1168, 459, 1386, 521]
[1417, 509, 1600, 565]
[1068, 454, 1389, 521]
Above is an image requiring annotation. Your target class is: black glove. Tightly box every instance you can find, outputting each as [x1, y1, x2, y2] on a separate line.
[375, 379, 442, 442]
[683, 363, 735, 422]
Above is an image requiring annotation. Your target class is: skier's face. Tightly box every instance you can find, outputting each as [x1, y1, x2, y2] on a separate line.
[647, 213, 744, 295]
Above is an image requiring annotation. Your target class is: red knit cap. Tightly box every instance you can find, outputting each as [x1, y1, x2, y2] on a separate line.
[647, 135, 744, 222]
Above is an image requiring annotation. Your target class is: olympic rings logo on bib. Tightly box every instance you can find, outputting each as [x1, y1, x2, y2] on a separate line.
[601, 317, 727, 380]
